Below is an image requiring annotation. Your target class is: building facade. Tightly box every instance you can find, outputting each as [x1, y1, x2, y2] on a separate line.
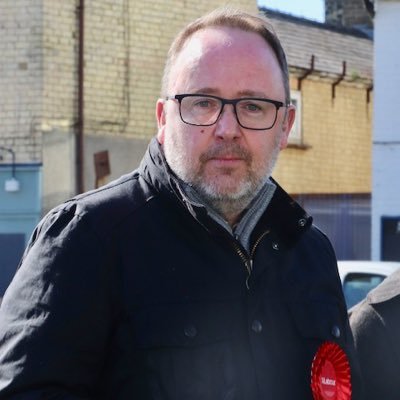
[1, 0, 375, 295]
[265, 9, 373, 260]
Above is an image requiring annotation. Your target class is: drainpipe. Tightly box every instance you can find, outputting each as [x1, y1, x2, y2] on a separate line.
[76, 0, 85, 194]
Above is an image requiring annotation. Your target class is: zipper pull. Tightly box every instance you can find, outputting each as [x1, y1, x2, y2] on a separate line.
[245, 259, 253, 290]
[246, 275, 250, 290]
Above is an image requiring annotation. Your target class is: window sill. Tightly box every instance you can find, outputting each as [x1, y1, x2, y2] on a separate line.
[287, 142, 312, 150]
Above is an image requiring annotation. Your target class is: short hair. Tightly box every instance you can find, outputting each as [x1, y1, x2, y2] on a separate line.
[161, 7, 290, 103]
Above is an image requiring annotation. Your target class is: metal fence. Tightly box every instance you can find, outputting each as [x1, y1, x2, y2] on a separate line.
[294, 193, 371, 260]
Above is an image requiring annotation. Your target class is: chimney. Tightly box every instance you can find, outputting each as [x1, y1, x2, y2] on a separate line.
[325, 0, 373, 28]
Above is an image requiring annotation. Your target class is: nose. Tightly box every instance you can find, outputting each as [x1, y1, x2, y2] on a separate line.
[214, 104, 241, 140]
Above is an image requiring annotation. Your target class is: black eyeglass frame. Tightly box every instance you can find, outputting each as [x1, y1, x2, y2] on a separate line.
[166, 93, 289, 131]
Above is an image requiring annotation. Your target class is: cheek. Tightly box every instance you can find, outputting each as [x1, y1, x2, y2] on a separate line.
[171, 127, 197, 153]
[249, 137, 278, 162]
[248, 136, 267, 154]
[182, 127, 208, 148]
[168, 124, 211, 160]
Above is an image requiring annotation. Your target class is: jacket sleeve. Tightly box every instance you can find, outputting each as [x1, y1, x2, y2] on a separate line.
[350, 300, 400, 400]
[0, 205, 118, 399]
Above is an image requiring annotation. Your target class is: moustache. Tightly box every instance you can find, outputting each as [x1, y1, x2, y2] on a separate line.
[199, 143, 251, 163]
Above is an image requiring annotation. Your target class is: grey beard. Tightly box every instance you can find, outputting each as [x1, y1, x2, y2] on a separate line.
[163, 132, 281, 223]
[192, 175, 266, 222]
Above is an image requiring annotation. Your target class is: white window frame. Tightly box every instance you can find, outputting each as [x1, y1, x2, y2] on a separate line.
[288, 90, 302, 145]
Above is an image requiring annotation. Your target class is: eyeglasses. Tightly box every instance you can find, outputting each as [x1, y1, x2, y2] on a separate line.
[166, 93, 288, 131]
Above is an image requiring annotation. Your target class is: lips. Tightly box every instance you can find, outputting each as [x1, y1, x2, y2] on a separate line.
[211, 155, 243, 161]
[206, 154, 246, 170]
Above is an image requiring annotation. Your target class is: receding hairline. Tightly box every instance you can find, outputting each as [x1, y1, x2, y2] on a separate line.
[161, 7, 290, 102]
[171, 8, 278, 55]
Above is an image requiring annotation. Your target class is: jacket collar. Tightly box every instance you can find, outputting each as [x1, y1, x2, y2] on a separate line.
[251, 177, 312, 247]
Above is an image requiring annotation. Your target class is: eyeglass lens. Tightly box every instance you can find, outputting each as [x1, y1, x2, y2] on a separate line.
[179, 95, 278, 130]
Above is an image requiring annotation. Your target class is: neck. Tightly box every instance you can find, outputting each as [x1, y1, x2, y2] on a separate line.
[209, 199, 248, 227]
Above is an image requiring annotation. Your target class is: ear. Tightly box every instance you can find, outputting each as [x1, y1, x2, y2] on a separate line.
[156, 99, 166, 144]
[279, 105, 296, 150]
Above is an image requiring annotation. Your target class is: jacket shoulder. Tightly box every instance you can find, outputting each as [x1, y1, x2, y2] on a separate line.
[40, 171, 156, 241]
[367, 268, 400, 304]
[350, 270, 400, 335]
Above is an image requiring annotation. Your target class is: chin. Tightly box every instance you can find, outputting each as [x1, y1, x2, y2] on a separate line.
[201, 178, 254, 201]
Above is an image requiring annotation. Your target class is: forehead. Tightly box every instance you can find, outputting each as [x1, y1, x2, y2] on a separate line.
[170, 26, 285, 97]
[182, 26, 272, 57]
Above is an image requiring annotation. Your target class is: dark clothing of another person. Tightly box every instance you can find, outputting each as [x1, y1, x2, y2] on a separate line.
[350, 268, 400, 400]
[0, 138, 361, 399]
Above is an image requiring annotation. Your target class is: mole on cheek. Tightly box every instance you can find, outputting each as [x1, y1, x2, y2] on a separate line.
[200, 129, 205, 133]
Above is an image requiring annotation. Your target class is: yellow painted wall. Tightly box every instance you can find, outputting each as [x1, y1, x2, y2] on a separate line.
[274, 77, 373, 194]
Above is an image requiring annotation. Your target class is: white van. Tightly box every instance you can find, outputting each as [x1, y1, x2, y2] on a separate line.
[337, 260, 400, 309]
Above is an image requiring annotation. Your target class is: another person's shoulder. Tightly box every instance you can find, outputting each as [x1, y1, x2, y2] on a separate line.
[367, 268, 400, 305]
[349, 271, 400, 400]
[350, 268, 400, 331]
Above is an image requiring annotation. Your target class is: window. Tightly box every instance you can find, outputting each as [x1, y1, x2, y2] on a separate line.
[343, 273, 386, 309]
[288, 90, 302, 145]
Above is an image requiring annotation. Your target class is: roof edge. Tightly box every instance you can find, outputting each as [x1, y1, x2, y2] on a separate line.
[259, 7, 373, 40]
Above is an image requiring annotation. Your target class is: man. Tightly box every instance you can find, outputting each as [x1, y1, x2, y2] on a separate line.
[350, 268, 400, 399]
[0, 8, 361, 399]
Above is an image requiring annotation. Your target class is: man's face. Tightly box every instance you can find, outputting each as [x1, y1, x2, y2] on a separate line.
[156, 27, 295, 211]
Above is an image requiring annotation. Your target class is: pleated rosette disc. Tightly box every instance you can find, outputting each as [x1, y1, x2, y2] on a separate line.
[311, 341, 351, 400]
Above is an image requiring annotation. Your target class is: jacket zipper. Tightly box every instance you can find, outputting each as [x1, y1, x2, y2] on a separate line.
[234, 229, 270, 289]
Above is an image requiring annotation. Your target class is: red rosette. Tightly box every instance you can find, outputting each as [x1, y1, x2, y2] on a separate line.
[311, 341, 351, 400]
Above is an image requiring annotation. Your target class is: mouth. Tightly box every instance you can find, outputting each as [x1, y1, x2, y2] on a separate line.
[200, 144, 251, 167]
[211, 155, 243, 161]
[207, 156, 245, 169]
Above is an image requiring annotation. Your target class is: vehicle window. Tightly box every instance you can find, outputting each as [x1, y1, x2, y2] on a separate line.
[343, 273, 386, 309]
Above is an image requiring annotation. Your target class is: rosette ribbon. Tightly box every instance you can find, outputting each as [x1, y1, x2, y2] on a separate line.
[311, 341, 351, 400]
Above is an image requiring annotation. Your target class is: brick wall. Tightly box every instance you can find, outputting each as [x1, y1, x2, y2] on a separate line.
[82, 0, 258, 139]
[325, 0, 372, 28]
[42, 0, 77, 133]
[0, 0, 43, 163]
[325, 0, 344, 25]
[0, 0, 258, 156]
[342, 0, 372, 27]
[1, 0, 373, 211]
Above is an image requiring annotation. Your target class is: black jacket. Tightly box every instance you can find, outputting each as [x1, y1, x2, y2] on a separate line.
[0, 138, 361, 399]
[350, 268, 400, 400]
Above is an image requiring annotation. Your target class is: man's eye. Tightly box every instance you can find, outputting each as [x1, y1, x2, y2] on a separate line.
[244, 103, 262, 112]
[192, 98, 219, 111]
[195, 100, 211, 108]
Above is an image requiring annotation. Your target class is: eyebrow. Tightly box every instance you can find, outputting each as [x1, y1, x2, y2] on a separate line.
[236, 90, 269, 98]
[191, 87, 219, 95]
[190, 88, 270, 98]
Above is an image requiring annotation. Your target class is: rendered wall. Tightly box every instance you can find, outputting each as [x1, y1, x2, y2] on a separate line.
[371, 0, 400, 259]
[0, 164, 42, 296]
